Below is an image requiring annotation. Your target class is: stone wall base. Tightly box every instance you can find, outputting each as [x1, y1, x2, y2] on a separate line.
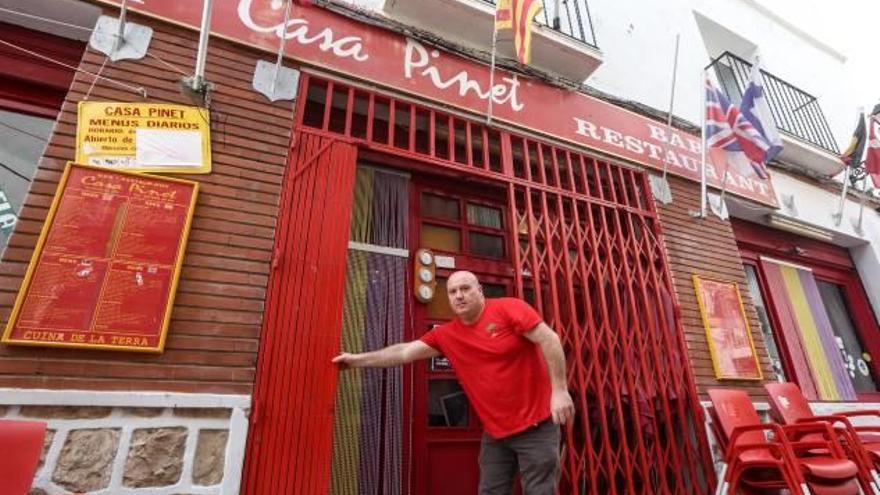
[0, 390, 249, 495]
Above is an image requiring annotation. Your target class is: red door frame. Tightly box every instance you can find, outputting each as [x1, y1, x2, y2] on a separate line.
[732, 219, 880, 401]
[408, 177, 514, 494]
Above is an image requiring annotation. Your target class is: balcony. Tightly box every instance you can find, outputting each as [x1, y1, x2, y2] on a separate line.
[709, 52, 844, 177]
[382, 0, 602, 82]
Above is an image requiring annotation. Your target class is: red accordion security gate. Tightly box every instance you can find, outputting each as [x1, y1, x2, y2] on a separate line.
[506, 135, 712, 493]
[243, 73, 715, 494]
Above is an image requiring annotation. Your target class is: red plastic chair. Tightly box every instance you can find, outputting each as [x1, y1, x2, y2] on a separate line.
[766, 382, 880, 493]
[0, 419, 47, 495]
[708, 389, 861, 495]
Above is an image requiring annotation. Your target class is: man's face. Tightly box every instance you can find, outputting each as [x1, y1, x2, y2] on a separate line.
[446, 272, 485, 321]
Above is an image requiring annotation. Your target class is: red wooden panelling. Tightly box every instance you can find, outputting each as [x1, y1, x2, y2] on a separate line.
[655, 178, 775, 398]
[241, 131, 357, 495]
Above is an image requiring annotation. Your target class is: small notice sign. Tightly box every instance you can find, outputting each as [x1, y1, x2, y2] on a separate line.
[1, 163, 198, 352]
[76, 102, 212, 174]
[431, 356, 453, 372]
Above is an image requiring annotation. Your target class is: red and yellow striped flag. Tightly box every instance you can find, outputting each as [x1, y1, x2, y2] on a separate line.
[495, 0, 544, 65]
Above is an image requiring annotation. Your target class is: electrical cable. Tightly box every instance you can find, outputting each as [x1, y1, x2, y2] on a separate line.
[83, 55, 109, 101]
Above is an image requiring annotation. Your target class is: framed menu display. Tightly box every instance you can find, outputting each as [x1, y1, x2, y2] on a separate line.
[1, 163, 198, 352]
[693, 275, 763, 380]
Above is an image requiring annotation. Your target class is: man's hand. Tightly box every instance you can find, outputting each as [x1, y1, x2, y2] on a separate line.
[332, 352, 359, 370]
[551, 389, 575, 425]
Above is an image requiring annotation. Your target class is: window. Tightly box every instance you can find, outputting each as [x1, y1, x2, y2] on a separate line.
[422, 193, 460, 221]
[418, 191, 507, 260]
[428, 379, 470, 427]
[421, 224, 461, 253]
[817, 281, 878, 393]
[715, 62, 743, 107]
[0, 110, 53, 253]
[744, 265, 787, 382]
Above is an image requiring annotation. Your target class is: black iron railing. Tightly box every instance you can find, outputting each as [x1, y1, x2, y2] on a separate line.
[708, 51, 839, 154]
[482, 0, 598, 49]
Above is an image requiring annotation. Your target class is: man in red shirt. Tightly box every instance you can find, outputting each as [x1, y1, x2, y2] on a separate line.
[333, 270, 575, 494]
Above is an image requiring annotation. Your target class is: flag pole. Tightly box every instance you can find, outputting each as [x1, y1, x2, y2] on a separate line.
[553, 0, 561, 29]
[834, 166, 851, 226]
[714, 157, 733, 218]
[857, 172, 868, 232]
[661, 33, 680, 181]
[700, 68, 707, 218]
[486, 13, 500, 125]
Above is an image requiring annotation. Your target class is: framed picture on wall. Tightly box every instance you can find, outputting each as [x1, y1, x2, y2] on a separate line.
[693, 275, 763, 381]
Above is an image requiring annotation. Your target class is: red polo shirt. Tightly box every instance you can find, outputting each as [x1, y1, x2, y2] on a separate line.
[420, 297, 551, 439]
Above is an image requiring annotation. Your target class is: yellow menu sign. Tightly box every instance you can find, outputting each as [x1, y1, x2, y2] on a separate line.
[76, 102, 212, 174]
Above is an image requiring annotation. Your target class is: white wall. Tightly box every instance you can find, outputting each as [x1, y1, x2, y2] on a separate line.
[584, 0, 854, 146]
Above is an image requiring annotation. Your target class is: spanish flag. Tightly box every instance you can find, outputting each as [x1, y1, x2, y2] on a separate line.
[495, 0, 544, 65]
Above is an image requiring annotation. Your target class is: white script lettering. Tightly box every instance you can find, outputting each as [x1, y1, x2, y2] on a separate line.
[573, 117, 700, 173]
[238, 0, 369, 61]
[404, 39, 524, 112]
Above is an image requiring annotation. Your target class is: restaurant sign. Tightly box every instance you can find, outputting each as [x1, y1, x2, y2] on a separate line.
[98, 0, 778, 207]
[76, 102, 212, 174]
[1, 163, 198, 352]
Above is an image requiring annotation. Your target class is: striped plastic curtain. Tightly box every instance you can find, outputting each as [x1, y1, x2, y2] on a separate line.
[760, 258, 856, 401]
[331, 167, 408, 495]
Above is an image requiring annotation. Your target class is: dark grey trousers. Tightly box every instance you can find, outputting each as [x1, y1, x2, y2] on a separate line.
[478, 419, 561, 495]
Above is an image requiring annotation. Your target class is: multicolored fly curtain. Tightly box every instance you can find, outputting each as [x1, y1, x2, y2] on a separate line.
[760, 257, 856, 401]
[330, 167, 409, 495]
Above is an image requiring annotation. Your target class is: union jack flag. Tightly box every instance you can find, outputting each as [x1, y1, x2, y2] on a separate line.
[705, 78, 770, 179]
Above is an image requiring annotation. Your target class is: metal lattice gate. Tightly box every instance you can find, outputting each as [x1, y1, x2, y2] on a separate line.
[507, 136, 711, 494]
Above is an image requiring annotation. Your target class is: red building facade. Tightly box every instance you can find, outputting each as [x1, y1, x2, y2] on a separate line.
[1, 1, 878, 494]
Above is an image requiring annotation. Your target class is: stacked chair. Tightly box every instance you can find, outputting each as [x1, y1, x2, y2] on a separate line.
[707, 388, 865, 495]
[765, 382, 880, 493]
[0, 419, 47, 495]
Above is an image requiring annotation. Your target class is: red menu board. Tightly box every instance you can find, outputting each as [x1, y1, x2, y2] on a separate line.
[693, 276, 763, 381]
[2, 163, 198, 352]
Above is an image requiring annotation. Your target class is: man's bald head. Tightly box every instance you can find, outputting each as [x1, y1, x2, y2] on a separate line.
[448, 270, 480, 287]
[446, 271, 485, 324]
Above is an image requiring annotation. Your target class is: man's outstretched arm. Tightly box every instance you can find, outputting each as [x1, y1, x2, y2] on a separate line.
[333, 340, 440, 369]
[524, 322, 575, 425]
